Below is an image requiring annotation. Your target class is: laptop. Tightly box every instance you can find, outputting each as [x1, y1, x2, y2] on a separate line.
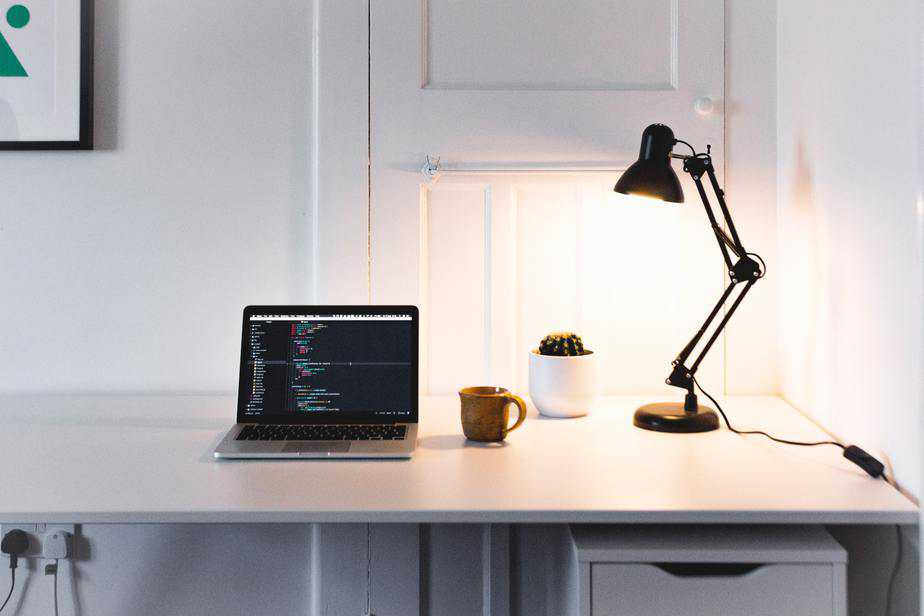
[214, 305, 419, 459]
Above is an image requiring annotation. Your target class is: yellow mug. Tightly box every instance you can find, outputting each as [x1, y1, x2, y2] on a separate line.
[458, 386, 527, 442]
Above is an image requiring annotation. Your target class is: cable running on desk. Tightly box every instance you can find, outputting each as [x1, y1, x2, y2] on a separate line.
[693, 377, 895, 483]
[693, 377, 844, 449]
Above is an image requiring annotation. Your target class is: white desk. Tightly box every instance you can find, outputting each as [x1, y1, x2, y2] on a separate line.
[0, 394, 914, 524]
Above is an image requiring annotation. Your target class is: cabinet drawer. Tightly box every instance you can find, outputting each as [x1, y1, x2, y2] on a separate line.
[591, 562, 837, 616]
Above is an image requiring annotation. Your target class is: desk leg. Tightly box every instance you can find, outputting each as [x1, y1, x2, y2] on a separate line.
[510, 525, 579, 616]
[310, 523, 420, 616]
[417, 524, 511, 615]
[309, 524, 369, 615]
[309, 524, 576, 616]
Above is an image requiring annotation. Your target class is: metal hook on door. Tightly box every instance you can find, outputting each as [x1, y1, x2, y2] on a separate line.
[421, 155, 442, 182]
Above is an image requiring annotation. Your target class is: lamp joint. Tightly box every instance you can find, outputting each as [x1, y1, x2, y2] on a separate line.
[667, 362, 694, 392]
[682, 156, 710, 178]
[730, 255, 762, 283]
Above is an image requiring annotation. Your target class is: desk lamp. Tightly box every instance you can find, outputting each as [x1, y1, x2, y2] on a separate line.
[615, 124, 764, 433]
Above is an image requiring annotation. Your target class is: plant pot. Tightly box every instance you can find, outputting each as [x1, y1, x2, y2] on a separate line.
[528, 349, 599, 418]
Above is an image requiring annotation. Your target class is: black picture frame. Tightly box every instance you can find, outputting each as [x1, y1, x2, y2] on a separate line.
[0, 0, 93, 150]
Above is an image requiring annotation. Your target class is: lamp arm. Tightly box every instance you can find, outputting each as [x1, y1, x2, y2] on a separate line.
[673, 281, 737, 368]
[711, 224, 744, 259]
[705, 161, 746, 252]
[666, 150, 763, 409]
[691, 171, 735, 270]
[688, 279, 756, 374]
[685, 154, 750, 262]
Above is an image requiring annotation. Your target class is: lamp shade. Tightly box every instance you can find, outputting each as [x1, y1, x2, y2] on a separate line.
[614, 123, 684, 203]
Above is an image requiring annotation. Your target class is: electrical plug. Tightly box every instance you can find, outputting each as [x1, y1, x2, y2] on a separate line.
[1, 530, 29, 569]
[43, 531, 70, 560]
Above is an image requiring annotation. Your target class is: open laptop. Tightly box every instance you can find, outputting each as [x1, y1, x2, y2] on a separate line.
[214, 305, 418, 459]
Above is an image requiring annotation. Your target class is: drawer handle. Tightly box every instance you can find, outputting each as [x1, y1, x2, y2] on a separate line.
[653, 563, 765, 578]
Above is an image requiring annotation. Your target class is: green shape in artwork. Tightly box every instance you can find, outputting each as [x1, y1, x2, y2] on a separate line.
[0, 4, 29, 77]
[6, 4, 28, 28]
[0, 33, 26, 76]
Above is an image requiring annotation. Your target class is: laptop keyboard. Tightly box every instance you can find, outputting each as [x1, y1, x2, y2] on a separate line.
[236, 424, 407, 441]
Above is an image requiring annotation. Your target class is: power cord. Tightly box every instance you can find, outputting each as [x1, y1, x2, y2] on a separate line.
[0, 529, 28, 614]
[693, 377, 888, 479]
[45, 560, 60, 616]
[0, 570, 12, 614]
[885, 525, 902, 616]
[55, 561, 59, 616]
[746, 252, 767, 277]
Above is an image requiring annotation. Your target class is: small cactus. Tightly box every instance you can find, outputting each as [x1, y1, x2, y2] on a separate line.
[538, 332, 587, 356]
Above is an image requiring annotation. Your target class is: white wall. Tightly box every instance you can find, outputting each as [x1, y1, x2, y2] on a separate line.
[6, 524, 313, 616]
[0, 2, 315, 615]
[777, 0, 923, 496]
[724, 0, 778, 394]
[0, 0, 313, 394]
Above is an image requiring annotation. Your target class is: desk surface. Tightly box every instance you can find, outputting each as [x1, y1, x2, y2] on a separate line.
[0, 394, 915, 524]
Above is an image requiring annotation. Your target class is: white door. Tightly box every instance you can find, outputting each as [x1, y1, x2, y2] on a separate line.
[371, 0, 725, 395]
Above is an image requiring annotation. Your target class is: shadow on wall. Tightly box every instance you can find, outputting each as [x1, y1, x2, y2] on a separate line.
[93, 0, 120, 150]
[511, 525, 578, 615]
[0, 100, 19, 140]
[780, 139, 827, 419]
[827, 525, 920, 616]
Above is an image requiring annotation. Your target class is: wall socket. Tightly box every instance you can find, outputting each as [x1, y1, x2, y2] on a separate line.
[0, 524, 75, 560]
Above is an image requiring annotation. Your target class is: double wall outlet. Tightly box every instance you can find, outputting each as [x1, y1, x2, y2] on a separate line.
[1, 524, 74, 560]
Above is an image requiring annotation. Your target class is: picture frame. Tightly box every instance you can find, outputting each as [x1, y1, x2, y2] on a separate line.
[0, 0, 93, 150]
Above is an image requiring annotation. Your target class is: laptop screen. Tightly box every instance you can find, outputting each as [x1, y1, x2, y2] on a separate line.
[237, 306, 418, 423]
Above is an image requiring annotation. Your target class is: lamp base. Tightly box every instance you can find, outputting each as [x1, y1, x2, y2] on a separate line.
[633, 402, 719, 433]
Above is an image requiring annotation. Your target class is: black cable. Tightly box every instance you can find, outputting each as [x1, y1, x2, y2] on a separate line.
[693, 377, 845, 448]
[746, 252, 767, 278]
[885, 525, 903, 616]
[0, 569, 15, 614]
[694, 377, 889, 478]
[673, 139, 697, 156]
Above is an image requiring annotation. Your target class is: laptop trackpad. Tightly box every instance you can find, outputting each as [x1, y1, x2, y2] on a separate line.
[283, 442, 351, 453]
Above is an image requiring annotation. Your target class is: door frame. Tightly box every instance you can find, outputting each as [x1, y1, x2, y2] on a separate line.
[312, 0, 371, 304]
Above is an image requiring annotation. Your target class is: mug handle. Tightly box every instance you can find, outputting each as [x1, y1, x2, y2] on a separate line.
[502, 394, 527, 436]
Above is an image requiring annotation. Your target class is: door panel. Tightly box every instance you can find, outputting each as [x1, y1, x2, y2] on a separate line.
[423, 0, 678, 91]
[372, 0, 725, 394]
[424, 184, 489, 393]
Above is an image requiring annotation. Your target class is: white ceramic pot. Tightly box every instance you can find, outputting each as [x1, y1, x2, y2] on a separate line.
[528, 349, 599, 418]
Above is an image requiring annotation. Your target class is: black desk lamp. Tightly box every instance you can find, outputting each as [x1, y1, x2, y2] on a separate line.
[615, 124, 764, 433]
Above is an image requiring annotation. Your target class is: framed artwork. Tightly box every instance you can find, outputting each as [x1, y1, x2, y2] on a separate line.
[0, 0, 92, 149]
